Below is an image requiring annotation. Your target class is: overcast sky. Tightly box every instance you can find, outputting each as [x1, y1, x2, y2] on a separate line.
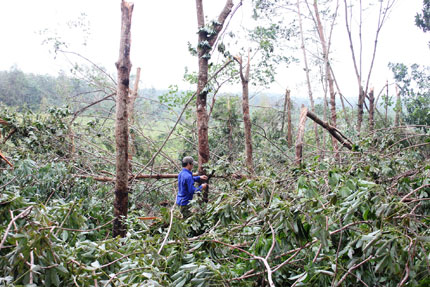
[0, 0, 429, 99]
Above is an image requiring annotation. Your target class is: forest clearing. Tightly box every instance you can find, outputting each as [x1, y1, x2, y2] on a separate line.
[1, 0, 430, 286]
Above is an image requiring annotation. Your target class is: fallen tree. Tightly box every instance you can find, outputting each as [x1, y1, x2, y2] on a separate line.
[295, 106, 355, 165]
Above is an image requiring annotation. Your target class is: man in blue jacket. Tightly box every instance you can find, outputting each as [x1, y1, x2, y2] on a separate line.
[176, 156, 207, 218]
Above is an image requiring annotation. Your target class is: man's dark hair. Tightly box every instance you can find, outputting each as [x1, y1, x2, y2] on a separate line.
[182, 161, 188, 167]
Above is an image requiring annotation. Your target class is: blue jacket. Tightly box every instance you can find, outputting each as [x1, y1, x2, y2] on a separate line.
[176, 168, 202, 206]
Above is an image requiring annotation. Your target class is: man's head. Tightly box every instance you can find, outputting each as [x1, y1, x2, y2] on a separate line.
[182, 156, 197, 170]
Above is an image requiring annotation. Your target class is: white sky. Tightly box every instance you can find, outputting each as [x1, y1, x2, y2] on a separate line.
[0, 0, 429, 99]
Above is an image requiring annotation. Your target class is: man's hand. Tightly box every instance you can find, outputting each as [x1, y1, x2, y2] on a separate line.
[200, 175, 208, 181]
[202, 183, 208, 190]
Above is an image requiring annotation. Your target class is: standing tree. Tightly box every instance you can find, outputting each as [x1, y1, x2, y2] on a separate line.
[113, 0, 134, 238]
[195, 0, 234, 174]
[343, 0, 397, 134]
[296, 0, 320, 149]
[234, 52, 254, 174]
[195, 0, 234, 202]
[307, 0, 339, 155]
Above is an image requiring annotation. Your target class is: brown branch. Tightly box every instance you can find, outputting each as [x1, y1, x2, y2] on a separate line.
[401, 184, 430, 203]
[2, 128, 16, 144]
[0, 150, 13, 167]
[306, 110, 353, 150]
[77, 172, 243, 182]
[336, 255, 373, 286]
[39, 218, 115, 233]
[0, 206, 32, 249]
[70, 93, 115, 124]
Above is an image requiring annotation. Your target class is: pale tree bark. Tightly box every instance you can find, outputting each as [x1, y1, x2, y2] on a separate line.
[330, 65, 352, 127]
[296, 0, 320, 148]
[306, 110, 353, 150]
[385, 80, 389, 123]
[113, 0, 133, 238]
[394, 85, 401, 127]
[227, 96, 234, 162]
[368, 87, 375, 131]
[281, 89, 288, 134]
[295, 105, 308, 166]
[311, 0, 338, 156]
[128, 67, 141, 173]
[343, 0, 397, 134]
[286, 89, 293, 148]
[235, 53, 254, 175]
[195, 0, 234, 202]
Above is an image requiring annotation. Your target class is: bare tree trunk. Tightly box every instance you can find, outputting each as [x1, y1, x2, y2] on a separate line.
[385, 80, 389, 124]
[295, 105, 308, 166]
[312, 0, 338, 156]
[235, 54, 254, 174]
[195, 0, 233, 202]
[113, 0, 133, 238]
[343, 0, 396, 134]
[394, 85, 401, 127]
[368, 87, 375, 131]
[296, 0, 320, 148]
[281, 89, 288, 134]
[128, 67, 141, 173]
[286, 89, 293, 148]
[357, 86, 364, 134]
[227, 96, 234, 162]
[330, 65, 352, 127]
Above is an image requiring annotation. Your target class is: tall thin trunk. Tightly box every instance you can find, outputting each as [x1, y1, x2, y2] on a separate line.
[227, 96, 234, 162]
[394, 85, 401, 127]
[128, 67, 141, 173]
[385, 80, 389, 124]
[296, 0, 320, 147]
[313, 0, 338, 156]
[281, 89, 288, 134]
[357, 86, 364, 134]
[236, 54, 254, 174]
[368, 87, 375, 131]
[195, 0, 233, 202]
[286, 89, 293, 148]
[113, 0, 133, 238]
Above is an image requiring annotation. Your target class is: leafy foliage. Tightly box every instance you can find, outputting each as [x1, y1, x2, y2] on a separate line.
[389, 63, 430, 129]
[2, 106, 430, 286]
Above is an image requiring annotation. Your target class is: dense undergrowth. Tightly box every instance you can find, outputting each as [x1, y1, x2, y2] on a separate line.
[1, 107, 430, 286]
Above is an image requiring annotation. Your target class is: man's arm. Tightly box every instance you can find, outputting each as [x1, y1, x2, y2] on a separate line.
[187, 175, 201, 195]
[193, 175, 208, 183]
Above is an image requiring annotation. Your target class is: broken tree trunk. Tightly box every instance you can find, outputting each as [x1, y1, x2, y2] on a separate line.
[295, 105, 354, 165]
[296, 0, 320, 149]
[295, 105, 308, 166]
[306, 110, 353, 150]
[281, 89, 288, 134]
[113, 0, 133, 238]
[394, 85, 401, 127]
[235, 53, 254, 175]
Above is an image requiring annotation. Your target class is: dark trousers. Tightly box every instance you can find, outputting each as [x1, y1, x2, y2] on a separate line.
[179, 204, 191, 219]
